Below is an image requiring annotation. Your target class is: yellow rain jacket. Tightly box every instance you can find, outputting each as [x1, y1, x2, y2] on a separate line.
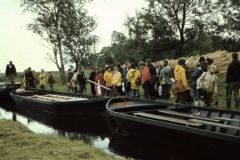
[104, 71, 113, 87]
[39, 72, 47, 85]
[113, 71, 122, 87]
[127, 69, 141, 89]
[174, 65, 190, 90]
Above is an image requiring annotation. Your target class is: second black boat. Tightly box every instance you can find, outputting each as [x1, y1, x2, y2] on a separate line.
[10, 89, 109, 116]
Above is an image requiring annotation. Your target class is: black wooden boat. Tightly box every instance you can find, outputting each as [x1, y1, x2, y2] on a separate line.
[0, 82, 21, 98]
[10, 89, 109, 116]
[106, 98, 240, 160]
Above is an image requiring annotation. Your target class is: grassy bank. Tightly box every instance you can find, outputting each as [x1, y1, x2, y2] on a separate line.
[0, 120, 124, 160]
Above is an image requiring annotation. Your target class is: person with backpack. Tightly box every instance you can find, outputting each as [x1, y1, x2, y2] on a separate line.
[159, 60, 173, 99]
[126, 63, 141, 98]
[191, 56, 209, 105]
[197, 65, 218, 107]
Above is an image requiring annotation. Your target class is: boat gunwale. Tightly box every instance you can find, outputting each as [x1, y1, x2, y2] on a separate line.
[106, 98, 240, 144]
[10, 89, 109, 105]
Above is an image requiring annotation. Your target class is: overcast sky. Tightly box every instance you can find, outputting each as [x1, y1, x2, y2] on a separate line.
[0, 0, 146, 73]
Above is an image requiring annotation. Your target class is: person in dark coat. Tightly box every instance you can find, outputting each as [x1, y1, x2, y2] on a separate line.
[24, 67, 35, 88]
[89, 65, 97, 95]
[225, 52, 240, 110]
[146, 59, 157, 100]
[5, 61, 17, 84]
[77, 66, 87, 94]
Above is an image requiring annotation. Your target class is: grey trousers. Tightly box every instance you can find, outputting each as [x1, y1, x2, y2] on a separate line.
[226, 82, 240, 109]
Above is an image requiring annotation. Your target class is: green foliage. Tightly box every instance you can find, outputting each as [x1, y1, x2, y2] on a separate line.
[98, 0, 240, 62]
[21, 0, 96, 84]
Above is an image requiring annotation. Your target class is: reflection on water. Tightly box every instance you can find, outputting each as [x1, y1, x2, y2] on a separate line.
[0, 107, 111, 155]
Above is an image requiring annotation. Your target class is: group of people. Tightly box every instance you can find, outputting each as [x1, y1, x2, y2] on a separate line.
[5, 62, 55, 91]
[4, 52, 240, 110]
[23, 68, 55, 90]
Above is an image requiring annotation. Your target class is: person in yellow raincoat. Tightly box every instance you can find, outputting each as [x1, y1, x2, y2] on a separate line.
[127, 63, 141, 98]
[173, 59, 191, 103]
[104, 66, 113, 96]
[112, 67, 123, 96]
[39, 69, 47, 90]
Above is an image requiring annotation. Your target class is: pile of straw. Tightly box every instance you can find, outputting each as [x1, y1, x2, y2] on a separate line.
[158, 51, 240, 75]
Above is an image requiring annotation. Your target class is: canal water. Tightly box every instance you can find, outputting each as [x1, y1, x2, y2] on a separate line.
[0, 99, 229, 160]
[0, 101, 115, 156]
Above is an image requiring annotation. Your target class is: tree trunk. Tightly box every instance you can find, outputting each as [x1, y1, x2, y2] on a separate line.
[56, 13, 66, 84]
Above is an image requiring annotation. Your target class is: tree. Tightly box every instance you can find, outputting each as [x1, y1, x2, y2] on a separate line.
[21, 0, 92, 83]
[146, 0, 215, 57]
[62, 4, 97, 69]
[218, 0, 240, 40]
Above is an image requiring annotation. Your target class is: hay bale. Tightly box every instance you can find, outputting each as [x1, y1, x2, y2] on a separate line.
[157, 50, 240, 75]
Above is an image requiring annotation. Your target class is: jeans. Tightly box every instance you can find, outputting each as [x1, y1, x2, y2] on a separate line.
[40, 85, 45, 90]
[49, 84, 54, 91]
[226, 82, 240, 108]
[131, 89, 139, 98]
[161, 84, 171, 99]
[79, 83, 86, 94]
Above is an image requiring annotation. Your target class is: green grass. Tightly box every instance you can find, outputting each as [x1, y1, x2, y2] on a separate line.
[0, 120, 125, 160]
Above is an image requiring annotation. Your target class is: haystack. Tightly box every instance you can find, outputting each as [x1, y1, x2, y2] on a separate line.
[158, 51, 240, 75]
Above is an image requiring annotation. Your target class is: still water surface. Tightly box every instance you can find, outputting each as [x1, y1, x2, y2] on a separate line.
[0, 106, 113, 155]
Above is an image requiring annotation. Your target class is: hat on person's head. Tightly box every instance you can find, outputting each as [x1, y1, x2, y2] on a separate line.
[207, 58, 214, 65]
[105, 66, 110, 70]
[199, 56, 205, 62]
[178, 59, 186, 65]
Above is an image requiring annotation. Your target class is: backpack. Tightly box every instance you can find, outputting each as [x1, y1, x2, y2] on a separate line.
[192, 67, 203, 80]
[190, 67, 203, 88]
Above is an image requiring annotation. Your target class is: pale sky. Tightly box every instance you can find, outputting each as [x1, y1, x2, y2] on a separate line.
[0, 0, 146, 72]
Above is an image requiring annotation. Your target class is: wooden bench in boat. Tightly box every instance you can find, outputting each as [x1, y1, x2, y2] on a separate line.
[45, 94, 88, 100]
[134, 112, 203, 128]
[29, 95, 88, 102]
[213, 117, 240, 123]
[188, 119, 240, 131]
[31, 95, 67, 102]
[158, 110, 221, 123]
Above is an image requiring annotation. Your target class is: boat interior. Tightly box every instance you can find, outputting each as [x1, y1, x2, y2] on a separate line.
[12, 90, 102, 102]
[111, 99, 240, 137]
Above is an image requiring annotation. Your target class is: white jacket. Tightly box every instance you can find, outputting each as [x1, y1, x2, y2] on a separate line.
[197, 72, 218, 93]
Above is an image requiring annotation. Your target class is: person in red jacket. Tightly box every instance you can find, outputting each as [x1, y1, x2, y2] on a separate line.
[139, 61, 151, 99]
[95, 70, 105, 96]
